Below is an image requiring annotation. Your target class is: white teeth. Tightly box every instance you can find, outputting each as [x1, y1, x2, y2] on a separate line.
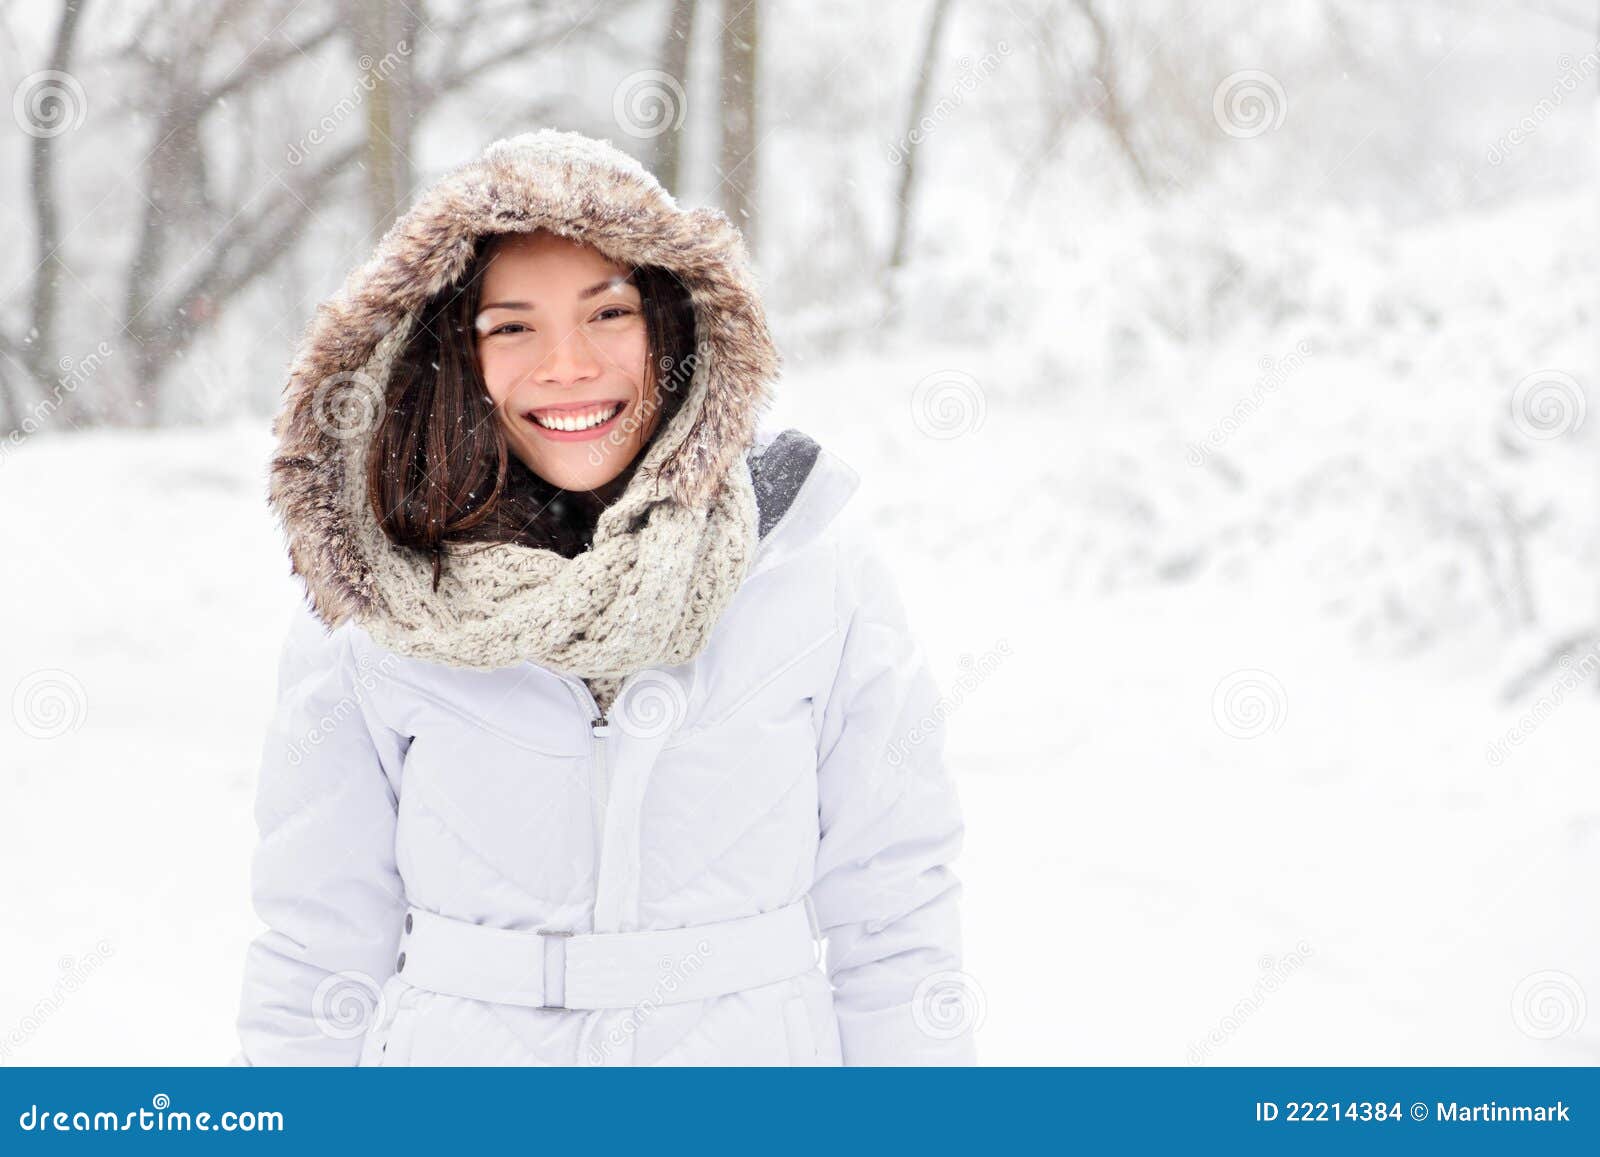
[531, 403, 621, 431]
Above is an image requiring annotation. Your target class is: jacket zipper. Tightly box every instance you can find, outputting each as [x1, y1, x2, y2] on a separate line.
[566, 674, 624, 1067]
[564, 674, 639, 879]
[590, 715, 612, 847]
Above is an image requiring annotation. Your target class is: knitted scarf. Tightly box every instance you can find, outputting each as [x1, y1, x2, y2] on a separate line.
[345, 317, 759, 717]
[269, 130, 779, 719]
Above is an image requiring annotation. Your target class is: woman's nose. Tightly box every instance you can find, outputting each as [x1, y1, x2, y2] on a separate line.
[534, 329, 602, 386]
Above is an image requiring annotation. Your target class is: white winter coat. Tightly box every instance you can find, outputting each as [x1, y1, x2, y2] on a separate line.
[234, 430, 975, 1065]
[233, 129, 974, 1066]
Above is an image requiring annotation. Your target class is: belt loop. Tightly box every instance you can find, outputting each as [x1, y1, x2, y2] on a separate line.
[541, 930, 571, 1009]
[802, 894, 823, 965]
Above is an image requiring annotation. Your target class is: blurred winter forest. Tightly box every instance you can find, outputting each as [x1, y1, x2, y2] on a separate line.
[1, 0, 1594, 669]
[3, 0, 1600, 1065]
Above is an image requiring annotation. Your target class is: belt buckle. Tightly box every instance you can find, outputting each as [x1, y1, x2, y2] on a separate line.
[539, 929, 573, 1009]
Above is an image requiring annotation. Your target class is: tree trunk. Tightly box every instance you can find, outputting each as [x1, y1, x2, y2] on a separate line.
[0, 360, 22, 438]
[360, 0, 418, 237]
[1073, 0, 1153, 195]
[122, 100, 205, 426]
[886, 0, 955, 294]
[717, 0, 759, 255]
[654, 0, 697, 198]
[25, 0, 89, 412]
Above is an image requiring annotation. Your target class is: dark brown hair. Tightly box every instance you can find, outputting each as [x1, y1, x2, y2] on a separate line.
[367, 232, 697, 589]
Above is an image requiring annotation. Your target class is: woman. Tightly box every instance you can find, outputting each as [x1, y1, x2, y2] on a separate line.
[233, 129, 974, 1066]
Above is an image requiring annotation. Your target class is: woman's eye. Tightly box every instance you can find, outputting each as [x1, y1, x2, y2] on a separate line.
[490, 322, 529, 336]
[593, 306, 635, 322]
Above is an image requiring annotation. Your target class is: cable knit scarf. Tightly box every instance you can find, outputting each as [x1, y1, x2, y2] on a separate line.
[269, 130, 779, 719]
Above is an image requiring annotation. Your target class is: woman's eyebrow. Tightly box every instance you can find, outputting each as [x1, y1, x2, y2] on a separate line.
[479, 274, 638, 313]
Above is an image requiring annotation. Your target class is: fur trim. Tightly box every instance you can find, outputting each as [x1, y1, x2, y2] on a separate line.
[268, 129, 780, 638]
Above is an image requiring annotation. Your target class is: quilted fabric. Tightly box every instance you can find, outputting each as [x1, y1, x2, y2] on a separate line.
[235, 430, 975, 1065]
[233, 127, 974, 1067]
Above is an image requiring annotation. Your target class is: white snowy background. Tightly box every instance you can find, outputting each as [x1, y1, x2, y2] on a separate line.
[1, 0, 1598, 1066]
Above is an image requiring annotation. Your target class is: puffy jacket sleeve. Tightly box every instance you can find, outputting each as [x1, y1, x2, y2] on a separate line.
[808, 524, 978, 1065]
[232, 603, 409, 1065]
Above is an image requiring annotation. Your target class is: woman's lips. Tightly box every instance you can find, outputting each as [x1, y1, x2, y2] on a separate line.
[523, 399, 626, 441]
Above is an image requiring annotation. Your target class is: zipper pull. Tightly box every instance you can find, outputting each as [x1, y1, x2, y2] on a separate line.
[591, 718, 612, 737]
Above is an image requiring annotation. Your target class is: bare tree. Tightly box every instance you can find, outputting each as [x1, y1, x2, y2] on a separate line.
[1003, 0, 1160, 214]
[0, 334, 20, 435]
[717, 0, 759, 254]
[886, 0, 955, 285]
[654, 0, 697, 198]
[104, 2, 589, 424]
[1071, 0, 1152, 194]
[0, 0, 644, 434]
[117, 3, 345, 425]
[24, 0, 90, 409]
[358, 0, 418, 237]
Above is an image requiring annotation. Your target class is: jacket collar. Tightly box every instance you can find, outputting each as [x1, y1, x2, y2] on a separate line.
[746, 426, 860, 580]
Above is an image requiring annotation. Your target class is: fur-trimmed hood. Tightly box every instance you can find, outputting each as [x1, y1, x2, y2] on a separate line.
[268, 129, 782, 668]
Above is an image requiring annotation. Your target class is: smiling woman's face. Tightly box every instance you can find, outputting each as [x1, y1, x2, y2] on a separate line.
[474, 229, 660, 492]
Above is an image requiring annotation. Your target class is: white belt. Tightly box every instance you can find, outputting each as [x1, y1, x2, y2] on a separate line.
[394, 896, 823, 1010]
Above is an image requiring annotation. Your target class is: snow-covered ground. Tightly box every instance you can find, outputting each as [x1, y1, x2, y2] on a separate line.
[3, 182, 1598, 1066]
